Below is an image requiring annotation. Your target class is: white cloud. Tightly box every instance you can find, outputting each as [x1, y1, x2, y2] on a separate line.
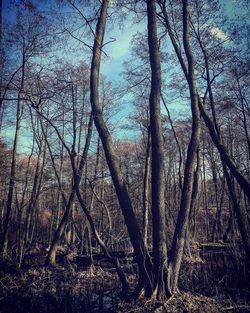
[210, 27, 229, 41]
[105, 20, 145, 60]
[110, 31, 132, 59]
[101, 22, 145, 80]
[104, 28, 133, 60]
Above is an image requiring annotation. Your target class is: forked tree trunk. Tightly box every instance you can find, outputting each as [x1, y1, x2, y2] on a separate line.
[159, 0, 250, 201]
[160, 0, 250, 285]
[46, 191, 76, 266]
[45, 114, 93, 266]
[167, 0, 201, 292]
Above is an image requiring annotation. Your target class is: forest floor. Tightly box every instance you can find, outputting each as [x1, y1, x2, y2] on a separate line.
[0, 248, 250, 313]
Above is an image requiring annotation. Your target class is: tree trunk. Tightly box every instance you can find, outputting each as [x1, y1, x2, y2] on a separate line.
[89, 0, 153, 296]
[0, 58, 24, 256]
[75, 184, 129, 294]
[160, 0, 250, 202]
[46, 114, 93, 266]
[185, 147, 200, 257]
[146, 0, 169, 299]
[168, 0, 201, 292]
[197, 96, 250, 201]
[17, 144, 43, 267]
[199, 39, 250, 257]
[143, 128, 151, 247]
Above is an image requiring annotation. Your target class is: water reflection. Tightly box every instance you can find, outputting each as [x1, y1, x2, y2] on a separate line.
[0, 291, 118, 313]
[1, 249, 249, 312]
[181, 248, 249, 302]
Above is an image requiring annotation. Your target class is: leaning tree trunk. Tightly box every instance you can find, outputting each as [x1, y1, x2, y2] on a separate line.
[89, 0, 153, 296]
[198, 40, 250, 257]
[197, 96, 250, 201]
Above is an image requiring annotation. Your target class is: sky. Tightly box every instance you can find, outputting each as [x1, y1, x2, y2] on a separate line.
[100, 18, 147, 136]
[1, 0, 147, 153]
[102, 25, 138, 79]
[1, 0, 248, 154]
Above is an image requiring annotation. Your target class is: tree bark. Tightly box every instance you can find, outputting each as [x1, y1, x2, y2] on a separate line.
[159, 0, 250, 266]
[0, 56, 24, 256]
[146, 0, 169, 299]
[168, 0, 201, 292]
[46, 114, 93, 266]
[143, 129, 151, 247]
[89, 0, 153, 296]
[198, 96, 250, 201]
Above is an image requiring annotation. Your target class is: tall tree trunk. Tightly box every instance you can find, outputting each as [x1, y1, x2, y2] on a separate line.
[160, 0, 250, 280]
[146, 0, 169, 299]
[185, 147, 200, 257]
[89, 0, 153, 296]
[143, 129, 151, 247]
[0, 56, 24, 256]
[16, 141, 34, 265]
[17, 145, 43, 267]
[0, 0, 3, 129]
[168, 0, 201, 292]
[159, 0, 250, 201]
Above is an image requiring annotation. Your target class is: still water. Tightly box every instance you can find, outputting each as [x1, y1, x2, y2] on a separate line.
[0, 291, 118, 313]
[1, 249, 249, 312]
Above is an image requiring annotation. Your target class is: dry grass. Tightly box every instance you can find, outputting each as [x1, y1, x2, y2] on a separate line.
[0, 256, 248, 312]
[156, 291, 224, 313]
[0, 263, 119, 300]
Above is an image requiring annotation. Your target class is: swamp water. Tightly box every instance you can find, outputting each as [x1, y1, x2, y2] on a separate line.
[0, 291, 118, 313]
[181, 247, 250, 302]
[1, 248, 249, 312]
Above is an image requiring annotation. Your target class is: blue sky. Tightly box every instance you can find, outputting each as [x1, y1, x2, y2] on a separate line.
[1, 0, 248, 154]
